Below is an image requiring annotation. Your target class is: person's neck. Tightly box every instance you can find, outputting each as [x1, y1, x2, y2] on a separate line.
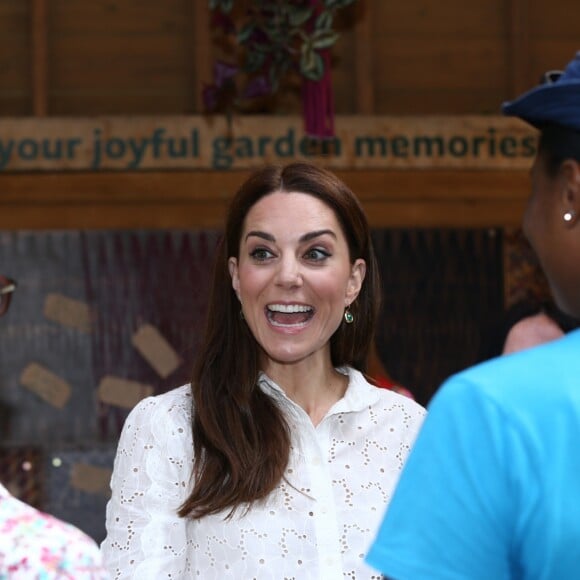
[262, 357, 348, 427]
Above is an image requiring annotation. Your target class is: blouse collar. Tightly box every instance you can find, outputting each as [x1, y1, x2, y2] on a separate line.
[258, 366, 383, 418]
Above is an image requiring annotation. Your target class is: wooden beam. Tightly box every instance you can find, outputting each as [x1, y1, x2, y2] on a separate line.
[192, 1, 213, 113]
[354, 1, 375, 113]
[0, 170, 530, 202]
[0, 169, 530, 229]
[31, 0, 49, 116]
[508, 0, 531, 98]
[0, 200, 528, 230]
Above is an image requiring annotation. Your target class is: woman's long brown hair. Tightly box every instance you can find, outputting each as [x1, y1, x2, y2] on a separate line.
[178, 163, 381, 519]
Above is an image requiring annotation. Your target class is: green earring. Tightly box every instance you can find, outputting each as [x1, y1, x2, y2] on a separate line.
[344, 307, 354, 324]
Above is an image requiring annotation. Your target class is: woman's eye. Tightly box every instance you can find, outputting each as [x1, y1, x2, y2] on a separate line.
[305, 248, 330, 261]
[250, 247, 274, 261]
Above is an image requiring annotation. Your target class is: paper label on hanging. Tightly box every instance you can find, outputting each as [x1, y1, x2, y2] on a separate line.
[44, 293, 92, 333]
[20, 363, 72, 409]
[131, 323, 182, 378]
[70, 463, 112, 497]
[97, 375, 154, 409]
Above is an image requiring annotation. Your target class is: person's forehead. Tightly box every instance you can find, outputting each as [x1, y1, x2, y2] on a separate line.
[245, 192, 339, 229]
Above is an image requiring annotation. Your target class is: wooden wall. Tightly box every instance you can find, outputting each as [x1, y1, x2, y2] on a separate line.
[1, 0, 578, 117]
[0, 169, 530, 230]
[0, 0, 578, 230]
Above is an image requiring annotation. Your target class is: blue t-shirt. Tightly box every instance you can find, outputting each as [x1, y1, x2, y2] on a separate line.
[366, 329, 580, 580]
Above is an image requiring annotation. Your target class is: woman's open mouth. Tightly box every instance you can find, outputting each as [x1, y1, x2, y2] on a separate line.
[266, 304, 314, 327]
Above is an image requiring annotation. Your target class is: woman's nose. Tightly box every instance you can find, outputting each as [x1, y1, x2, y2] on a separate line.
[275, 256, 303, 287]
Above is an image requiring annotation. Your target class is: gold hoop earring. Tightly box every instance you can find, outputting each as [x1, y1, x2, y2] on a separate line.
[344, 306, 354, 324]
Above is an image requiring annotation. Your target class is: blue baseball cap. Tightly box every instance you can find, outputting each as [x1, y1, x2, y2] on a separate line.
[502, 51, 580, 131]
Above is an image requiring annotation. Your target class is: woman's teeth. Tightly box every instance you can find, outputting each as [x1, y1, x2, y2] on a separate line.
[266, 304, 314, 326]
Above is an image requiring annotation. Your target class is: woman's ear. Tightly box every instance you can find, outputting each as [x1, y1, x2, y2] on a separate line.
[228, 257, 241, 300]
[345, 259, 366, 305]
[560, 160, 580, 226]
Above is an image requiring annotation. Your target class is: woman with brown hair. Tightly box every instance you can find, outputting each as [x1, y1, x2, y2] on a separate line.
[101, 162, 425, 578]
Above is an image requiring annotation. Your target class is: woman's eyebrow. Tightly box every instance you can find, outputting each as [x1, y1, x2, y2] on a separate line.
[244, 229, 336, 243]
[245, 231, 275, 242]
[299, 229, 337, 243]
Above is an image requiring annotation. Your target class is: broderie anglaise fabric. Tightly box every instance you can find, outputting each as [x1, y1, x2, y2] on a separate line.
[101, 368, 425, 579]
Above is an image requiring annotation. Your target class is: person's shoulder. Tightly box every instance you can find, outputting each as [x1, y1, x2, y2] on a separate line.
[483, 327, 580, 377]
[117, 384, 194, 454]
[502, 312, 564, 354]
[437, 329, 580, 410]
[0, 496, 107, 578]
[125, 384, 193, 428]
[35, 509, 102, 553]
[134, 383, 191, 410]
[347, 367, 426, 416]
[38, 514, 108, 577]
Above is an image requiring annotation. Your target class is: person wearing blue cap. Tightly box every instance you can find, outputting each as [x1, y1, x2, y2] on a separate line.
[365, 51, 580, 579]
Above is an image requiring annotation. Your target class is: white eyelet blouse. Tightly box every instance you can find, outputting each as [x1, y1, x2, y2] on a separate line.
[101, 367, 425, 579]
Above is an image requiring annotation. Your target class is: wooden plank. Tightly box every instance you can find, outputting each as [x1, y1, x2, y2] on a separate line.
[192, 0, 212, 113]
[51, 35, 189, 61]
[373, 39, 507, 91]
[48, 94, 193, 116]
[373, 0, 504, 35]
[0, 1, 32, 117]
[31, 0, 48, 116]
[337, 170, 530, 202]
[52, 0, 190, 33]
[0, 199, 527, 230]
[353, 1, 375, 113]
[0, 169, 531, 229]
[532, 39, 580, 76]
[0, 115, 538, 172]
[374, 89, 506, 115]
[49, 38, 191, 89]
[0, 169, 531, 202]
[0, 99, 30, 116]
[48, 0, 193, 114]
[508, 0, 531, 98]
[0, 59, 31, 87]
[0, 201, 228, 230]
[2, 0, 576, 120]
[0, 170, 250, 202]
[363, 200, 527, 228]
[529, 0, 579, 38]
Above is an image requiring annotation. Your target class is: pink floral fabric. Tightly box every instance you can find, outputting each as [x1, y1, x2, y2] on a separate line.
[0, 483, 109, 579]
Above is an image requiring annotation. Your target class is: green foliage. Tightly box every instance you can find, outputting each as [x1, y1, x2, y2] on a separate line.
[204, 0, 357, 112]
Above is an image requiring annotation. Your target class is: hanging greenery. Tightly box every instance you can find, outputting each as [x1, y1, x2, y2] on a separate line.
[204, 0, 357, 138]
